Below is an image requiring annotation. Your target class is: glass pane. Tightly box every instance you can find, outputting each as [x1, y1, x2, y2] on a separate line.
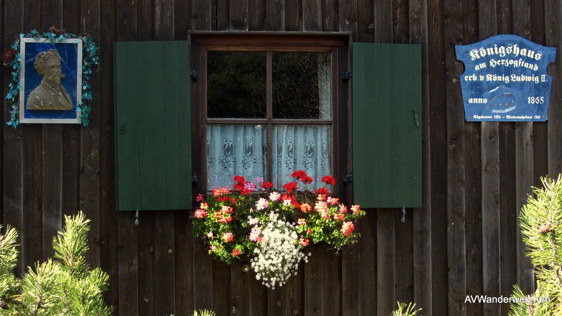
[207, 124, 267, 190]
[207, 52, 266, 118]
[272, 52, 331, 119]
[272, 125, 332, 190]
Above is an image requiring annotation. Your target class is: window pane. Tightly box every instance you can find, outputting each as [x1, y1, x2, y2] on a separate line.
[272, 52, 331, 119]
[207, 124, 267, 190]
[207, 52, 266, 118]
[272, 125, 332, 190]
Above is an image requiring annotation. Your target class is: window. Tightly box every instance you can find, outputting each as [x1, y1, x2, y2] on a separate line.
[113, 36, 423, 211]
[191, 34, 349, 193]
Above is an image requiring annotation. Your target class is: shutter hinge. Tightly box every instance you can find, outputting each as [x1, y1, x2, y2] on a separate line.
[341, 71, 352, 82]
[343, 174, 353, 183]
[190, 70, 198, 82]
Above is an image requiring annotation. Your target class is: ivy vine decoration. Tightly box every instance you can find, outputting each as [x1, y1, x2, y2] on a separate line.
[1, 27, 99, 127]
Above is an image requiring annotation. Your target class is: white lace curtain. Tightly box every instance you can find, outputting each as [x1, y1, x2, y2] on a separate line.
[207, 54, 332, 190]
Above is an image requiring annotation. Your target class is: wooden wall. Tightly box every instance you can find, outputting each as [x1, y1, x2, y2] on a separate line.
[1, 0, 562, 315]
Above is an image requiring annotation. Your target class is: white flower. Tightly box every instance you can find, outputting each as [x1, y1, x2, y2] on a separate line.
[249, 217, 309, 289]
[269, 192, 281, 201]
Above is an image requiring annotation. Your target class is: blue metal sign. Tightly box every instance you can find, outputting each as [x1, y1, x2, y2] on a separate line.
[455, 34, 556, 121]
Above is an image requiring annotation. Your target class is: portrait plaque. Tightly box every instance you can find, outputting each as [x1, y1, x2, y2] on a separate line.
[456, 34, 556, 121]
[19, 38, 82, 124]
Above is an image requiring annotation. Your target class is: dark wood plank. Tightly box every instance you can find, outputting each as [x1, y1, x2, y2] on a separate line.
[304, 245, 323, 316]
[116, 2, 139, 315]
[265, 0, 283, 31]
[137, 214, 155, 316]
[302, 0, 321, 31]
[392, 0, 408, 43]
[174, 212, 194, 315]
[174, 0, 191, 39]
[285, 0, 303, 31]
[337, 0, 357, 37]
[359, 211, 376, 315]
[213, 259, 230, 316]
[22, 0, 44, 270]
[80, 0, 101, 269]
[192, 0, 212, 30]
[41, 0, 64, 261]
[61, 0, 81, 218]
[374, 0, 392, 42]
[214, 0, 229, 30]
[249, 0, 266, 30]
[99, 0, 119, 311]
[267, 285, 286, 316]
[478, 1, 499, 315]
[376, 210, 395, 316]
[546, 0, 562, 176]
[499, 123, 517, 316]
[512, 0, 535, 295]
[287, 264, 305, 316]
[154, 0, 174, 38]
[410, 0, 432, 313]
[322, 249, 341, 316]
[154, 212, 175, 316]
[229, 0, 249, 30]
[321, 0, 338, 31]
[3, 0, 25, 278]
[394, 209, 413, 304]
[231, 261, 251, 316]
[444, 0, 466, 314]
[250, 269, 267, 316]
[138, 0, 154, 40]
[426, 0, 448, 314]
[356, 0, 373, 42]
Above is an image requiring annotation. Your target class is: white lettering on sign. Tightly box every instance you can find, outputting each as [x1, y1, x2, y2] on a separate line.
[469, 44, 543, 61]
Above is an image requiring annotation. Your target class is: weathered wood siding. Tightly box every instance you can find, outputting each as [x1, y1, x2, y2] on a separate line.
[1, 0, 561, 315]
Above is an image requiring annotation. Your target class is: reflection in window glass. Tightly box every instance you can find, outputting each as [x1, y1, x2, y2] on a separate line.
[272, 53, 331, 119]
[207, 124, 267, 189]
[272, 125, 332, 190]
[208, 52, 266, 118]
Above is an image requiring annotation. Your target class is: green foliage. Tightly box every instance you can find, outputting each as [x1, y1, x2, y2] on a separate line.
[509, 285, 553, 316]
[0, 211, 112, 315]
[510, 175, 562, 315]
[390, 301, 422, 316]
[192, 309, 217, 316]
[0, 225, 20, 313]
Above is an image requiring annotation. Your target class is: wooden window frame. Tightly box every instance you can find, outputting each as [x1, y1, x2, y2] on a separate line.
[191, 32, 351, 199]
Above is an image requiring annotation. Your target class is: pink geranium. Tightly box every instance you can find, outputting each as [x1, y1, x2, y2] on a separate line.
[256, 198, 269, 210]
[351, 205, 361, 215]
[222, 232, 234, 242]
[341, 221, 355, 237]
[194, 209, 208, 219]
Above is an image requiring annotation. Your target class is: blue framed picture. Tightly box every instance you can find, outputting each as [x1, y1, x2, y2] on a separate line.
[19, 38, 82, 124]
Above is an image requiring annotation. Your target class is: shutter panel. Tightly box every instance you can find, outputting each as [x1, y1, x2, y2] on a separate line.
[114, 41, 191, 211]
[352, 43, 422, 208]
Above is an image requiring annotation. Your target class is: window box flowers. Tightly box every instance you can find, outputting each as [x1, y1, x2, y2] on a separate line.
[192, 171, 365, 289]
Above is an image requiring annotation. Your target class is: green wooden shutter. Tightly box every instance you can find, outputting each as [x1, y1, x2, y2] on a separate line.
[352, 43, 422, 208]
[114, 41, 191, 211]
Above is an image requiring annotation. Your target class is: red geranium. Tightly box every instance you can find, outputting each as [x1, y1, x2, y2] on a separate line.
[234, 176, 245, 183]
[316, 188, 329, 195]
[300, 176, 313, 184]
[292, 170, 307, 179]
[283, 182, 298, 193]
[261, 181, 273, 189]
[322, 176, 336, 186]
